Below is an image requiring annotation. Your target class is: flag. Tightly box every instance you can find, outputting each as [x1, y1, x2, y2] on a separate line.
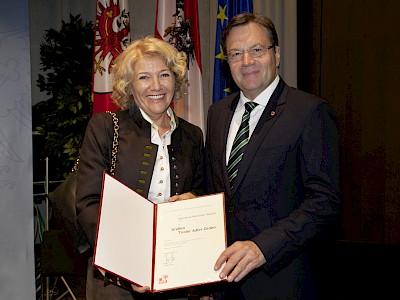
[92, 0, 131, 114]
[213, 0, 253, 103]
[155, 0, 205, 133]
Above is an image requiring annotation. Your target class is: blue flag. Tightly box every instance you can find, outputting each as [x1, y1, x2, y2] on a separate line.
[213, 0, 253, 103]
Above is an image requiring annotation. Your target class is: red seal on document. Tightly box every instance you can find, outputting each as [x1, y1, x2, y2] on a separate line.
[159, 274, 168, 284]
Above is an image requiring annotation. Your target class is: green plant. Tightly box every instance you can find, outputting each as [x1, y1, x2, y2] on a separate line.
[33, 14, 94, 179]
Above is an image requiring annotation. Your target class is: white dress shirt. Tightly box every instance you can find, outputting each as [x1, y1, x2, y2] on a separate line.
[140, 107, 176, 204]
[226, 75, 280, 165]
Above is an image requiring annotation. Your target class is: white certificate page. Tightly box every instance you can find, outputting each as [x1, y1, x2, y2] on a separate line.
[94, 173, 155, 287]
[94, 173, 226, 291]
[153, 194, 226, 291]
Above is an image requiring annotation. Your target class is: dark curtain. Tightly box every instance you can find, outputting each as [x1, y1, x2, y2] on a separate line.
[298, 0, 400, 244]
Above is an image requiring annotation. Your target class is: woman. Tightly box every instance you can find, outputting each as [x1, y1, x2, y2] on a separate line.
[76, 36, 205, 299]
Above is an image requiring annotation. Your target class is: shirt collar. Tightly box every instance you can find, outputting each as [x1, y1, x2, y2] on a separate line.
[239, 75, 280, 108]
[139, 106, 177, 132]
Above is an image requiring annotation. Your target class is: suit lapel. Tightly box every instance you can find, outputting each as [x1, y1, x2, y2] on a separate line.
[230, 79, 287, 196]
[222, 95, 240, 196]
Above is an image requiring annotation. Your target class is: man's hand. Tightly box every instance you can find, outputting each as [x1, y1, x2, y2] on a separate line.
[214, 240, 266, 282]
[168, 192, 196, 202]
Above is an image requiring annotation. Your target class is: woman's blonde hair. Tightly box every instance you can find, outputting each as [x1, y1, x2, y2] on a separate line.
[111, 36, 188, 109]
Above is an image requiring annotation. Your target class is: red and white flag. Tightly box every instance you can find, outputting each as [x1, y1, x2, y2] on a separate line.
[155, 0, 205, 132]
[92, 0, 130, 114]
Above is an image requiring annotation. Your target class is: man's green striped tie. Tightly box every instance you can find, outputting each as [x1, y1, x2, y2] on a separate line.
[227, 102, 258, 189]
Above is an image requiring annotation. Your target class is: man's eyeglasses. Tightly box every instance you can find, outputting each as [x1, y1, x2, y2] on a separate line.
[226, 44, 275, 62]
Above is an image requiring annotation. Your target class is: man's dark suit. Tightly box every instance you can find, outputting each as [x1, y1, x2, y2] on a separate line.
[205, 79, 342, 299]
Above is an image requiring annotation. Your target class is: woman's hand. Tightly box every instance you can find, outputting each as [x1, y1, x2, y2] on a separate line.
[130, 284, 150, 293]
[168, 192, 196, 202]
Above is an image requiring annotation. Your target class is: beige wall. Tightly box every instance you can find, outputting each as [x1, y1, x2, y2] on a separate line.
[30, 0, 296, 125]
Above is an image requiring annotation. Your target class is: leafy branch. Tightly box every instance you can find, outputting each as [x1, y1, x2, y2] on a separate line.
[33, 14, 94, 179]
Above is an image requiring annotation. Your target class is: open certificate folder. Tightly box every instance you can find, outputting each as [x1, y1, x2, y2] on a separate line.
[93, 172, 227, 292]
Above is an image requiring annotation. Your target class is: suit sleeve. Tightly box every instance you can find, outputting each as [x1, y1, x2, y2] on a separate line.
[76, 113, 113, 249]
[191, 127, 206, 196]
[180, 122, 206, 197]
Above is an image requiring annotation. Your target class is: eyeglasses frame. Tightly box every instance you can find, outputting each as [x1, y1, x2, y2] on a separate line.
[226, 44, 275, 62]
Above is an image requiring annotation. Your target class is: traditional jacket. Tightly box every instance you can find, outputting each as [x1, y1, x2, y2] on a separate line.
[76, 102, 205, 249]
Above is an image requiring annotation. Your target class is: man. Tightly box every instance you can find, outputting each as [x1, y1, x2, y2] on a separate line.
[205, 13, 342, 299]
